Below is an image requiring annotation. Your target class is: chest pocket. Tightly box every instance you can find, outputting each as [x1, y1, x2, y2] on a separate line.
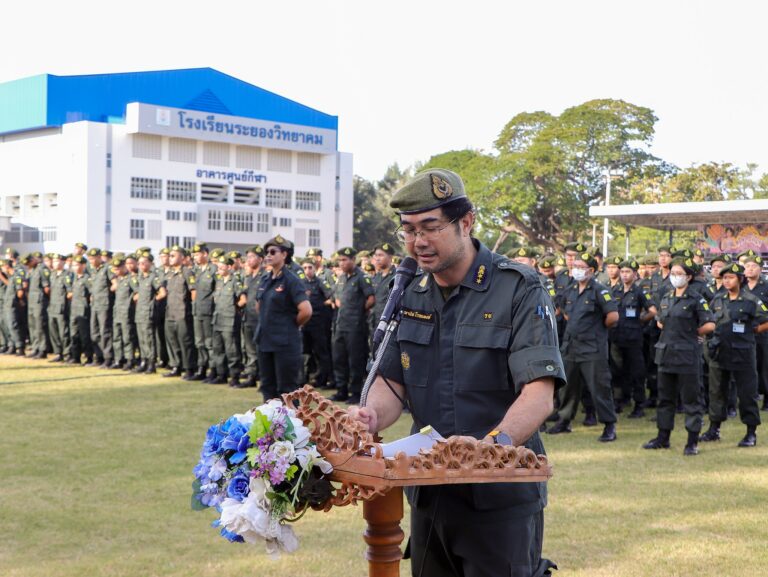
[396, 319, 434, 387]
[454, 323, 511, 391]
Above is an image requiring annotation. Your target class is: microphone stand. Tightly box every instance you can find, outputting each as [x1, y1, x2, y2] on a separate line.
[360, 309, 402, 407]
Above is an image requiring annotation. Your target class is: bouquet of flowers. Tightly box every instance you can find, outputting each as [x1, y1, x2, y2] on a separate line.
[192, 399, 333, 556]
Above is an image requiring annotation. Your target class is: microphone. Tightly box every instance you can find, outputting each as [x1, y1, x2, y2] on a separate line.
[372, 256, 418, 349]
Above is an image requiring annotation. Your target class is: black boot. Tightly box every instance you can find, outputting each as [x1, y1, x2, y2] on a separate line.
[546, 419, 572, 434]
[330, 389, 349, 402]
[144, 361, 156, 374]
[191, 366, 208, 381]
[181, 371, 196, 381]
[699, 422, 721, 442]
[582, 410, 597, 427]
[163, 367, 181, 378]
[643, 429, 671, 449]
[628, 404, 645, 419]
[132, 360, 147, 373]
[683, 430, 699, 456]
[48, 354, 63, 363]
[203, 369, 219, 384]
[738, 426, 757, 447]
[122, 360, 135, 371]
[598, 422, 617, 443]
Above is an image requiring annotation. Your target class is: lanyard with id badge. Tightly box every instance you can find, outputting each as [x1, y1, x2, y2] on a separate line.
[733, 321, 746, 334]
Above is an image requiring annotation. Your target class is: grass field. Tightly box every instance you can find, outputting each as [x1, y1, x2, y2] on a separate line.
[1, 356, 766, 577]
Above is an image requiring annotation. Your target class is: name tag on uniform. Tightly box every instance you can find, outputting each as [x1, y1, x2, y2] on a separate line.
[626, 307, 637, 318]
[733, 322, 746, 334]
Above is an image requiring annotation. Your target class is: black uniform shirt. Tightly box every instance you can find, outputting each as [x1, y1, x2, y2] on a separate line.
[561, 278, 618, 361]
[709, 288, 768, 370]
[244, 270, 263, 328]
[335, 267, 374, 332]
[656, 289, 713, 374]
[304, 276, 333, 324]
[255, 267, 308, 352]
[745, 278, 768, 344]
[609, 283, 654, 345]
[372, 268, 395, 323]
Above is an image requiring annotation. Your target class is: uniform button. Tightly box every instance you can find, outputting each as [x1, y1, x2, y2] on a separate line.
[546, 365, 555, 372]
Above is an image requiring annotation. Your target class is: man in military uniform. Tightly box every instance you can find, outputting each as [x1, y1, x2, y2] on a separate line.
[300, 258, 334, 389]
[133, 252, 166, 374]
[331, 246, 375, 405]
[26, 252, 51, 358]
[87, 248, 113, 367]
[350, 169, 562, 577]
[110, 257, 138, 370]
[548, 252, 619, 442]
[0, 259, 8, 353]
[154, 247, 172, 368]
[191, 244, 217, 381]
[210, 256, 246, 386]
[67, 255, 93, 364]
[701, 263, 768, 447]
[369, 243, 397, 355]
[240, 245, 264, 388]
[1, 257, 26, 355]
[743, 255, 768, 411]
[47, 254, 72, 362]
[603, 255, 623, 288]
[164, 246, 197, 380]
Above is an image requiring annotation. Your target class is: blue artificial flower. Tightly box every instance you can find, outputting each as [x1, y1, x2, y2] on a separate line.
[220, 527, 245, 543]
[221, 419, 251, 464]
[202, 424, 226, 457]
[226, 471, 251, 502]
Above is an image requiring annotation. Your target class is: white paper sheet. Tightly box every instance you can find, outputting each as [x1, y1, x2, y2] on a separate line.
[380, 426, 445, 458]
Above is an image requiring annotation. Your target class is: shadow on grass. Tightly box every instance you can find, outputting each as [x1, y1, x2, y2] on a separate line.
[0, 373, 135, 386]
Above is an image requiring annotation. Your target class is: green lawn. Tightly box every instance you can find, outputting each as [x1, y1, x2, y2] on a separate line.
[1, 356, 766, 577]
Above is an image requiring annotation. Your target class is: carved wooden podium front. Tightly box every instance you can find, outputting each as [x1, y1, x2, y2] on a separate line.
[283, 386, 553, 577]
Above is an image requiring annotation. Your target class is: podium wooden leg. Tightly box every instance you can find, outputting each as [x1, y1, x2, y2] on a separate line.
[362, 487, 404, 577]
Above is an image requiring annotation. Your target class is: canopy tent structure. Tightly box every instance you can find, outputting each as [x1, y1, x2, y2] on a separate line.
[588, 199, 768, 257]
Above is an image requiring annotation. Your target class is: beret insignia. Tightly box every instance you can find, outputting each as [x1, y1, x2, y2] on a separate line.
[518, 248, 526, 256]
[430, 174, 453, 200]
[275, 235, 284, 244]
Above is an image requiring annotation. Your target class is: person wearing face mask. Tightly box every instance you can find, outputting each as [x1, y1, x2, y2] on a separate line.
[644, 258, 715, 455]
[548, 252, 619, 442]
[700, 262, 768, 447]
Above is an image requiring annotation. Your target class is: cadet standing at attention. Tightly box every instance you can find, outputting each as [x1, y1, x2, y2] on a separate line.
[154, 248, 172, 369]
[300, 257, 335, 389]
[26, 252, 51, 358]
[3, 254, 27, 356]
[240, 245, 264, 388]
[48, 254, 72, 362]
[67, 255, 93, 365]
[743, 255, 768, 411]
[163, 246, 197, 380]
[191, 244, 217, 381]
[210, 255, 246, 387]
[110, 257, 138, 370]
[87, 248, 114, 368]
[133, 251, 165, 374]
[369, 242, 397, 355]
[331, 246, 375, 405]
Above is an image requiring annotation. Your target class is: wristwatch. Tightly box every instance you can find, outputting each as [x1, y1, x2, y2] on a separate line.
[488, 429, 513, 445]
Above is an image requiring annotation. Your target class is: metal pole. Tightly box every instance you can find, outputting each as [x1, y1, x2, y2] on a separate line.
[592, 223, 597, 247]
[602, 172, 611, 258]
[625, 225, 630, 258]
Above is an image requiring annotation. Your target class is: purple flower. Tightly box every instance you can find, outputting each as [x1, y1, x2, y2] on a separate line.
[226, 471, 251, 502]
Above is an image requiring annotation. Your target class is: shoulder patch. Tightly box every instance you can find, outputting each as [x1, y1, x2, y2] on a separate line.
[364, 276, 371, 284]
[603, 292, 612, 301]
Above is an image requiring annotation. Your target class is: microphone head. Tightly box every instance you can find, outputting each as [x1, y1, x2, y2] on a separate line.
[396, 256, 418, 278]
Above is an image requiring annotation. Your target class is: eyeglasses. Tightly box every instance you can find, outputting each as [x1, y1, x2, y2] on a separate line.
[395, 219, 457, 243]
[266, 248, 282, 255]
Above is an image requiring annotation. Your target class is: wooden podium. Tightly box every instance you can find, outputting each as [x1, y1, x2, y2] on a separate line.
[282, 386, 553, 577]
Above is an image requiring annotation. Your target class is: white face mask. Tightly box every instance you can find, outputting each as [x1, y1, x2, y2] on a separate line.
[572, 268, 589, 282]
[670, 274, 688, 289]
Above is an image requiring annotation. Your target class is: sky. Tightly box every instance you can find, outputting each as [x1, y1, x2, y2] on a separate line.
[3, 0, 768, 181]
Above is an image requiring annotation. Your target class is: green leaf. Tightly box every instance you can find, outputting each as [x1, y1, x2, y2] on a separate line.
[190, 479, 208, 511]
[284, 464, 299, 481]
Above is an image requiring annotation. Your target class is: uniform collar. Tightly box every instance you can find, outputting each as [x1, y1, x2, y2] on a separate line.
[412, 240, 493, 294]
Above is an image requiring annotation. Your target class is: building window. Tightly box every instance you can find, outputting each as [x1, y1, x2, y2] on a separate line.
[308, 229, 321, 247]
[6, 196, 20, 216]
[168, 138, 197, 163]
[233, 186, 260, 205]
[208, 210, 221, 231]
[267, 149, 292, 172]
[147, 220, 162, 240]
[201, 183, 227, 203]
[106, 153, 112, 168]
[203, 142, 230, 167]
[272, 216, 292, 227]
[25, 194, 40, 214]
[183, 211, 197, 222]
[224, 211, 254, 232]
[167, 180, 197, 202]
[182, 236, 196, 249]
[130, 177, 162, 200]
[166, 210, 180, 221]
[132, 134, 162, 160]
[256, 212, 269, 233]
[265, 188, 291, 209]
[166, 236, 179, 248]
[43, 193, 58, 210]
[130, 219, 145, 239]
[296, 190, 321, 211]
[236, 146, 261, 169]
[297, 152, 321, 176]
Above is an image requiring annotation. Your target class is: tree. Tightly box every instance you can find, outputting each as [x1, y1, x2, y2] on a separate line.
[352, 164, 411, 250]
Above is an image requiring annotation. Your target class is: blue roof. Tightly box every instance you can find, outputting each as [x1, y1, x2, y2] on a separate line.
[0, 68, 338, 137]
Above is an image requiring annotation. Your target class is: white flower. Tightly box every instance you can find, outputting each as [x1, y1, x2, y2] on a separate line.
[270, 440, 295, 462]
[256, 399, 284, 422]
[248, 476, 269, 507]
[234, 409, 256, 427]
[291, 418, 310, 448]
[219, 495, 270, 544]
[295, 446, 333, 475]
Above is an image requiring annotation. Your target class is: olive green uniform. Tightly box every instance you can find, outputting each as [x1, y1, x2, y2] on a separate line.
[90, 265, 114, 365]
[242, 269, 262, 383]
[192, 263, 217, 375]
[3, 266, 27, 353]
[48, 269, 72, 359]
[154, 266, 171, 367]
[112, 273, 138, 366]
[212, 275, 244, 380]
[69, 272, 93, 363]
[27, 264, 51, 356]
[164, 267, 196, 374]
[135, 271, 163, 369]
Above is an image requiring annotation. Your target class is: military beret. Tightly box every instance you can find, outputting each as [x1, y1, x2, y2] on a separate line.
[373, 243, 396, 255]
[619, 259, 639, 271]
[210, 248, 224, 259]
[159, 247, 171, 255]
[736, 249, 758, 259]
[86, 248, 100, 257]
[693, 248, 705, 257]
[227, 251, 242, 260]
[45, 253, 55, 259]
[247, 245, 265, 256]
[670, 257, 695, 275]
[72, 255, 87, 264]
[170, 245, 187, 256]
[564, 242, 588, 253]
[389, 168, 467, 214]
[217, 255, 234, 266]
[657, 245, 676, 254]
[125, 253, 138, 261]
[743, 255, 763, 266]
[111, 257, 125, 267]
[539, 255, 556, 269]
[673, 248, 694, 259]
[192, 243, 209, 254]
[75, 242, 88, 250]
[338, 246, 357, 258]
[113, 252, 125, 260]
[30, 251, 42, 259]
[300, 257, 316, 266]
[357, 250, 371, 258]
[4, 248, 19, 258]
[135, 246, 151, 254]
[392, 255, 402, 265]
[556, 256, 566, 267]
[264, 234, 293, 251]
[0, 259, 10, 267]
[51, 253, 64, 260]
[364, 263, 375, 273]
[709, 253, 732, 265]
[138, 251, 154, 261]
[306, 248, 323, 257]
[101, 250, 113, 258]
[607, 255, 624, 266]
[640, 255, 659, 266]
[510, 246, 539, 259]
[722, 262, 745, 276]
[576, 252, 598, 269]
[20, 254, 32, 265]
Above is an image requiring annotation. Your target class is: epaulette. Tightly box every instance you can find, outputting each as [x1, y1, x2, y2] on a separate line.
[495, 256, 541, 287]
